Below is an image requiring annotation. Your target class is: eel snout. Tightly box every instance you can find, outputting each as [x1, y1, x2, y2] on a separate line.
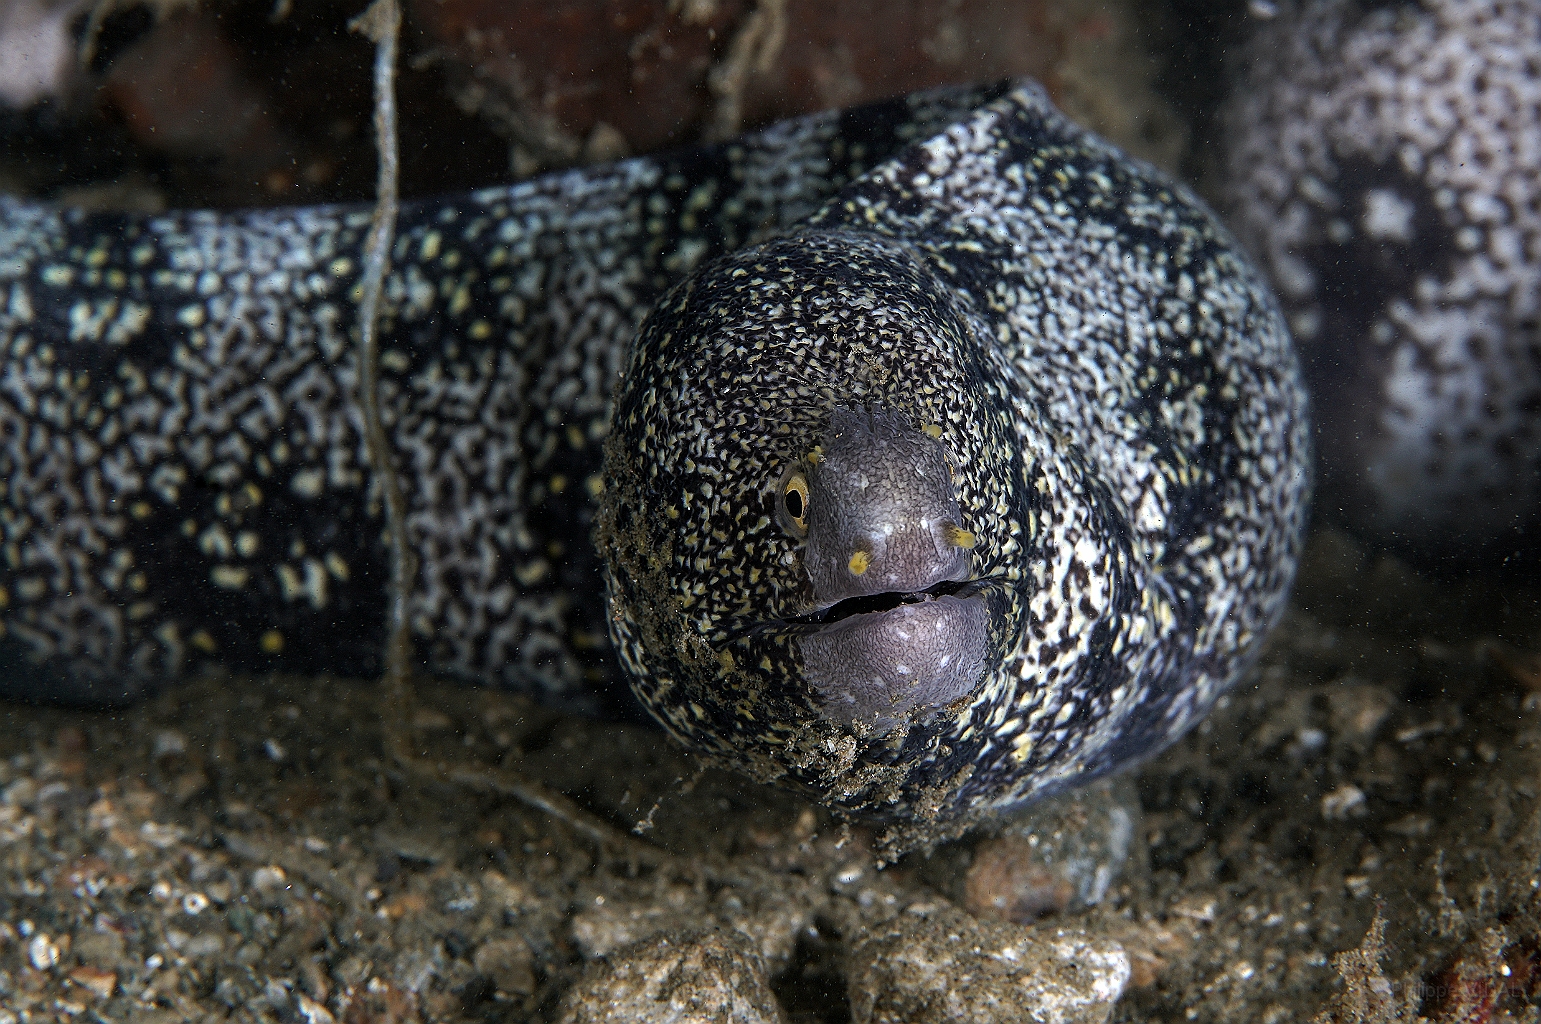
[784, 408, 988, 732]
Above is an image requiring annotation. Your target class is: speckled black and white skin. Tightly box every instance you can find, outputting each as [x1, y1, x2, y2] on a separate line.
[0, 80, 1310, 830]
[601, 82, 1310, 828]
[1222, 0, 1541, 550]
[0, 83, 1003, 709]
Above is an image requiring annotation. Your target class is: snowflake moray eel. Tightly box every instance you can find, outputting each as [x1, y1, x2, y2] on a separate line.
[0, 81, 1310, 829]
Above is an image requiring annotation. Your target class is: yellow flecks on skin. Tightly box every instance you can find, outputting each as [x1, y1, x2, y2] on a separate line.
[42, 265, 75, 287]
[261, 630, 284, 655]
[381, 350, 410, 372]
[244, 482, 262, 506]
[128, 572, 147, 592]
[277, 563, 302, 601]
[116, 302, 151, 340]
[130, 501, 152, 519]
[86, 247, 109, 268]
[17, 579, 45, 601]
[203, 526, 233, 562]
[585, 475, 605, 497]
[469, 320, 492, 340]
[848, 550, 872, 575]
[420, 232, 442, 261]
[128, 602, 155, 620]
[330, 257, 353, 277]
[943, 523, 977, 549]
[211, 565, 250, 590]
[1012, 731, 1034, 762]
[449, 285, 471, 317]
[177, 305, 205, 328]
[921, 423, 943, 439]
[277, 560, 328, 608]
[549, 475, 568, 495]
[514, 559, 550, 587]
[807, 446, 823, 464]
[234, 532, 259, 557]
[717, 651, 735, 673]
[325, 552, 349, 581]
[0, 586, 8, 608]
[290, 468, 324, 499]
[191, 630, 217, 654]
[665, 505, 680, 520]
[566, 425, 585, 449]
[181, 519, 198, 538]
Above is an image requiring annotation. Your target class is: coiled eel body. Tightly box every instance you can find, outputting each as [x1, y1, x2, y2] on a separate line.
[0, 82, 1310, 829]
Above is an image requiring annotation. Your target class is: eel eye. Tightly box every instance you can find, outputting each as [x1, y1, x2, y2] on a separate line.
[780, 469, 810, 537]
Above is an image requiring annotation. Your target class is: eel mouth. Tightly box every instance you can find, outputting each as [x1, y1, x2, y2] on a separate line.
[783, 577, 984, 629]
[717, 576, 1000, 646]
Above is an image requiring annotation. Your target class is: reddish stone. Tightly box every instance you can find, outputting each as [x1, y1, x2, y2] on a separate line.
[963, 834, 1075, 923]
[99, 10, 288, 167]
[413, 0, 1064, 167]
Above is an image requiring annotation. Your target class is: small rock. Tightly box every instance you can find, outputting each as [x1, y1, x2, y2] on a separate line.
[473, 935, 535, 996]
[962, 777, 1141, 922]
[1320, 784, 1367, 821]
[571, 887, 806, 969]
[67, 964, 117, 999]
[27, 932, 59, 971]
[846, 903, 1129, 1024]
[557, 929, 786, 1024]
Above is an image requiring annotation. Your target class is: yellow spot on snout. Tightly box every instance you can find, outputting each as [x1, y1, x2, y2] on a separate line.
[943, 523, 977, 549]
[260, 630, 284, 654]
[848, 550, 872, 575]
[191, 630, 217, 653]
[921, 423, 943, 439]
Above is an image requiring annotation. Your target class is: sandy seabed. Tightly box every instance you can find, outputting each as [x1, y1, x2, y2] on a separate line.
[0, 527, 1538, 1023]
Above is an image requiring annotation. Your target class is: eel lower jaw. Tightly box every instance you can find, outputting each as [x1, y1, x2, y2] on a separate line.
[795, 582, 993, 733]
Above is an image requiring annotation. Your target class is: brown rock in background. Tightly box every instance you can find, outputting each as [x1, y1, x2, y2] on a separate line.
[413, 0, 1174, 174]
[100, 9, 289, 169]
